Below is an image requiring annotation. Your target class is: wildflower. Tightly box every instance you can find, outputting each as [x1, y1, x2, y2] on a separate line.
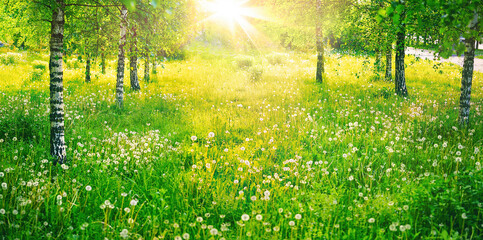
[208, 132, 215, 138]
[210, 228, 218, 235]
[273, 226, 280, 232]
[182, 233, 190, 239]
[191, 136, 197, 141]
[462, 213, 468, 219]
[368, 218, 375, 223]
[264, 190, 270, 197]
[0, 209, 4, 214]
[124, 208, 130, 213]
[174, 236, 182, 240]
[241, 214, 250, 221]
[130, 199, 138, 206]
[196, 217, 203, 222]
[85, 186, 92, 191]
[289, 221, 295, 226]
[120, 229, 129, 239]
[256, 214, 263, 221]
[295, 214, 302, 220]
[348, 175, 354, 181]
[251, 196, 257, 201]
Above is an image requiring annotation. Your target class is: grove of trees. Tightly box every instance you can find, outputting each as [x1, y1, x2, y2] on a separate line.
[0, 0, 480, 162]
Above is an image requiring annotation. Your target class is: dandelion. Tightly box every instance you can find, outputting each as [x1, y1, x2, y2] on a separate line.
[251, 196, 257, 201]
[210, 228, 219, 235]
[241, 214, 250, 221]
[295, 214, 302, 220]
[368, 218, 375, 223]
[264, 190, 270, 197]
[399, 225, 406, 232]
[120, 229, 129, 239]
[124, 207, 130, 213]
[191, 136, 197, 141]
[1, 182, 7, 189]
[130, 199, 138, 206]
[196, 217, 203, 222]
[278, 208, 283, 213]
[273, 226, 280, 232]
[208, 132, 215, 138]
[174, 236, 182, 240]
[462, 213, 468, 219]
[256, 214, 263, 221]
[289, 221, 295, 226]
[182, 233, 190, 239]
[348, 175, 354, 181]
[85, 185, 92, 191]
[0, 209, 4, 214]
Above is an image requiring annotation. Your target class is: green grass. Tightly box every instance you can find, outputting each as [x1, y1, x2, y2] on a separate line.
[0, 46, 482, 239]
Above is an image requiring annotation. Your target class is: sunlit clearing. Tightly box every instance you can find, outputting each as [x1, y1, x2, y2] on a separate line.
[201, 0, 269, 42]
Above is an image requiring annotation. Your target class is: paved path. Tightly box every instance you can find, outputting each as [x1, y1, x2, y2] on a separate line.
[406, 46, 483, 73]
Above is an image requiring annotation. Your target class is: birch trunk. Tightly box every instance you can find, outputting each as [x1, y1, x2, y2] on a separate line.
[395, 25, 408, 97]
[101, 52, 106, 74]
[385, 44, 392, 81]
[85, 54, 91, 83]
[130, 25, 140, 91]
[116, 5, 128, 108]
[144, 52, 150, 83]
[315, 0, 324, 83]
[49, 0, 66, 164]
[458, 12, 478, 126]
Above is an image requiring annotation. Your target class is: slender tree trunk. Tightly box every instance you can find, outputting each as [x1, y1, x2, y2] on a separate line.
[144, 52, 150, 83]
[375, 50, 382, 73]
[116, 5, 128, 108]
[130, 25, 140, 91]
[315, 0, 324, 83]
[385, 43, 392, 81]
[49, 0, 66, 164]
[395, 24, 408, 97]
[85, 54, 91, 83]
[152, 58, 157, 75]
[101, 52, 106, 74]
[458, 12, 478, 126]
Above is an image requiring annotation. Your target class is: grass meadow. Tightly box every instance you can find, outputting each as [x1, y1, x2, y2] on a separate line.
[0, 45, 482, 239]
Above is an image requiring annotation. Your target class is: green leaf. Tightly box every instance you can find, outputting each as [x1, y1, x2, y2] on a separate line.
[395, 4, 405, 14]
[386, 6, 394, 16]
[377, 9, 387, 17]
[120, 0, 136, 11]
[375, 15, 383, 23]
[393, 14, 400, 25]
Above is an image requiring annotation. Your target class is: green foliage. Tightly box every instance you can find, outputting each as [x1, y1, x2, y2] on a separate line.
[248, 64, 263, 82]
[266, 52, 286, 65]
[0, 52, 21, 65]
[234, 55, 255, 69]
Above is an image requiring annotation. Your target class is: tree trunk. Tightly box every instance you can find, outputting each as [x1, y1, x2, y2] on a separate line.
[130, 25, 140, 91]
[152, 58, 157, 75]
[385, 43, 392, 81]
[315, 0, 324, 83]
[458, 12, 478, 126]
[49, 0, 66, 164]
[375, 50, 382, 73]
[116, 5, 128, 108]
[144, 52, 150, 83]
[395, 24, 408, 97]
[85, 54, 91, 83]
[101, 52, 106, 74]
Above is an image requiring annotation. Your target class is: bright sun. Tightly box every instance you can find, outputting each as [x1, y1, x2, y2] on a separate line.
[201, 0, 267, 35]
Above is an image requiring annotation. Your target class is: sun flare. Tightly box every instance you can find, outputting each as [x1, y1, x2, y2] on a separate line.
[201, 0, 267, 34]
